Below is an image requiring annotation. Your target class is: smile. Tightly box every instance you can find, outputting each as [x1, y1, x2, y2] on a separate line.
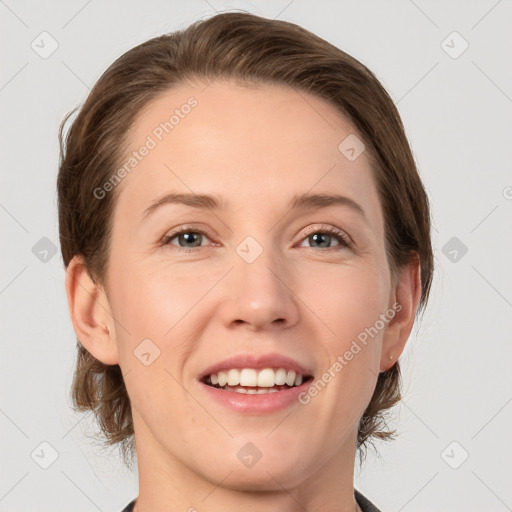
[202, 367, 313, 394]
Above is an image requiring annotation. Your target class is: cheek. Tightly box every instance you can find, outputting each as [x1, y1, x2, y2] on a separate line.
[110, 261, 208, 431]
[299, 268, 386, 436]
[305, 262, 390, 346]
[312, 261, 389, 404]
[109, 257, 200, 329]
[108, 257, 223, 366]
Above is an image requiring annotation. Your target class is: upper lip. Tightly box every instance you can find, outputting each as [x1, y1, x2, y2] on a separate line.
[197, 352, 314, 381]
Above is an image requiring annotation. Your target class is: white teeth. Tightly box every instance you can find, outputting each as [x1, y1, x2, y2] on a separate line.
[227, 369, 239, 386]
[285, 370, 296, 387]
[221, 385, 288, 394]
[257, 368, 275, 387]
[206, 367, 307, 389]
[239, 368, 258, 387]
[218, 371, 227, 387]
[275, 368, 287, 385]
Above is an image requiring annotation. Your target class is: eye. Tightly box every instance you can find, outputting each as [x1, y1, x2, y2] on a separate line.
[162, 226, 213, 251]
[299, 225, 352, 250]
[161, 224, 353, 253]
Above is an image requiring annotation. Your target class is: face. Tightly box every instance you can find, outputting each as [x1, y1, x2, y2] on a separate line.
[104, 79, 397, 490]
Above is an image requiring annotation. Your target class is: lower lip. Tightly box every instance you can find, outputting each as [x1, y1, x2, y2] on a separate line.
[198, 380, 312, 414]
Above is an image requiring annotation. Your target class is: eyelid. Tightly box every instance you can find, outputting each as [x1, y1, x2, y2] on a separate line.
[299, 224, 353, 246]
[162, 223, 353, 251]
[161, 224, 215, 246]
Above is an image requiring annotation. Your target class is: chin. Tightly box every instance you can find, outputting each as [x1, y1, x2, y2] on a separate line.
[197, 438, 314, 491]
[209, 462, 310, 492]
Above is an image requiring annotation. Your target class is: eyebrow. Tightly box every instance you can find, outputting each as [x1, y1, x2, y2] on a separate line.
[142, 192, 369, 225]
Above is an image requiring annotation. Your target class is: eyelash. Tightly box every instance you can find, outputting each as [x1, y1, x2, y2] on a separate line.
[161, 224, 353, 253]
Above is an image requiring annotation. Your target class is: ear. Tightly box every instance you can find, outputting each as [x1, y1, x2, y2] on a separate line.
[380, 256, 422, 372]
[65, 255, 120, 365]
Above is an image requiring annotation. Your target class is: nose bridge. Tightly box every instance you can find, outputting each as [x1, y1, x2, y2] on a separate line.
[222, 234, 299, 330]
[237, 239, 283, 296]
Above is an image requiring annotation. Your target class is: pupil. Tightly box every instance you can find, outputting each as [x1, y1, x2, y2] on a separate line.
[311, 233, 330, 248]
[181, 232, 201, 247]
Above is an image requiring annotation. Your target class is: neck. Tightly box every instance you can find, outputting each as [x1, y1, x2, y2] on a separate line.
[131, 412, 362, 512]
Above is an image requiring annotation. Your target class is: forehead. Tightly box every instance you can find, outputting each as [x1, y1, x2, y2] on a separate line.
[129, 79, 360, 159]
[114, 79, 382, 232]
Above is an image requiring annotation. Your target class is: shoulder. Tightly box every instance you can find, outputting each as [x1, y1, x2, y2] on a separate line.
[355, 488, 382, 512]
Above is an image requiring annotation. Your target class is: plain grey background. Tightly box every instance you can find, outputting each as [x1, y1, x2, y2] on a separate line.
[1, 1, 511, 511]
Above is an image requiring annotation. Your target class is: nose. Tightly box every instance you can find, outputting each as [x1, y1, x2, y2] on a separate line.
[218, 245, 300, 332]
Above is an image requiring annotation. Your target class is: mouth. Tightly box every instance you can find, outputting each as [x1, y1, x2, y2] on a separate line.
[196, 353, 315, 413]
[201, 367, 314, 394]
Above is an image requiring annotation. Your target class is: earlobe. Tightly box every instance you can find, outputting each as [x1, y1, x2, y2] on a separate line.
[65, 255, 120, 365]
[380, 257, 422, 372]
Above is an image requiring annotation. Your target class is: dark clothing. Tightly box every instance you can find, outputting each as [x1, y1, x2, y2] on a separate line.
[355, 488, 382, 511]
[121, 488, 381, 511]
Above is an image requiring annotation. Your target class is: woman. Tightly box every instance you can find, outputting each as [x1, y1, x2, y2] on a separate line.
[58, 11, 433, 512]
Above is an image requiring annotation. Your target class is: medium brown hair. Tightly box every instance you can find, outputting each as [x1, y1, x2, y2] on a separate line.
[58, 11, 433, 468]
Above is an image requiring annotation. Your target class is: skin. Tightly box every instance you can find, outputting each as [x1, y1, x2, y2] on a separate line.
[66, 79, 421, 512]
